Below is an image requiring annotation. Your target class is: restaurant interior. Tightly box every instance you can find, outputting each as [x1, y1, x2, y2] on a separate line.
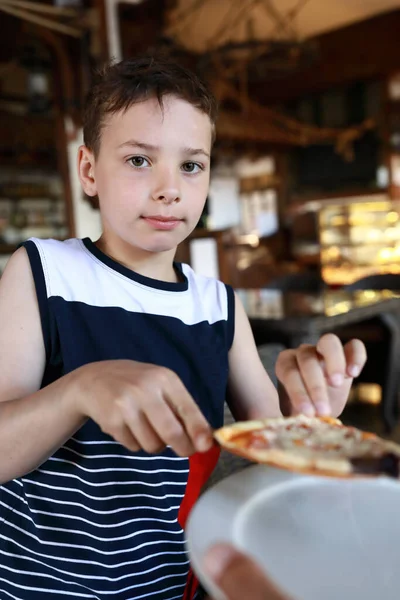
[1, 0, 400, 440]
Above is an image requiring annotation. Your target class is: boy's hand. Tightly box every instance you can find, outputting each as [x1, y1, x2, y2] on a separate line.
[275, 334, 366, 418]
[71, 360, 213, 456]
[204, 543, 291, 600]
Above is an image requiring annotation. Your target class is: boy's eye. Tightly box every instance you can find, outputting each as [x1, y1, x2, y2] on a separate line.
[128, 156, 149, 168]
[182, 162, 202, 173]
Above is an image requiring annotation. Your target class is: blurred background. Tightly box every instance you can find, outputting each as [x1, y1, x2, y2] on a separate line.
[2, 0, 400, 434]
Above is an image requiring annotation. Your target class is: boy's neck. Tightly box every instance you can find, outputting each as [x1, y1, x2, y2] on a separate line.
[94, 235, 179, 283]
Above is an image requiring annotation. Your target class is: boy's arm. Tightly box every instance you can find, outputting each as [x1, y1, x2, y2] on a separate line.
[227, 293, 280, 421]
[227, 292, 366, 421]
[0, 247, 87, 482]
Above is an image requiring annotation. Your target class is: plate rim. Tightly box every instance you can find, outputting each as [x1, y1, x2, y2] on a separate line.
[186, 464, 300, 599]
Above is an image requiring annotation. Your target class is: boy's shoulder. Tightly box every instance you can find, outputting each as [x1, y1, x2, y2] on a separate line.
[179, 261, 227, 290]
[25, 237, 92, 290]
[27, 237, 95, 268]
[179, 262, 233, 317]
[27, 236, 83, 254]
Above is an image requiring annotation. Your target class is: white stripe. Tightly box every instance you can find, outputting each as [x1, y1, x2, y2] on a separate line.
[36, 524, 183, 543]
[118, 580, 186, 600]
[21, 478, 184, 501]
[49, 457, 189, 475]
[3, 519, 184, 547]
[0, 531, 186, 560]
[0, 588, 25, 600]
[0, 583, 186, 600]
[0, 578, 98, 599]
[1, 499, 179, 530]
[0, 577, 100, 600]
[0, 549, 189, 583]
[0, 533, 187, 569]
[0, 561, 189, 596]
[82, 569, 189, 596]
[0, 502, 181, 542]
[29, 508, 179, 530]
[3, 486, 180, 515]
[65, 443, 188, 460]
[26, 493, 179, 516]
[35, 469, 187, 487]
[1, 487, 29, 505]
[0, 502, 34, 525]
[69, 438, 123, 446]
[0, 565, 98, 596]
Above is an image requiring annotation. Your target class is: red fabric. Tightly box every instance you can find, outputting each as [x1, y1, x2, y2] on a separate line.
[182, 568, 198, 600]
[179, 445, 221, 600]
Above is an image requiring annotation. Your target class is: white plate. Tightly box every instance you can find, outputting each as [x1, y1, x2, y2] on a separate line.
[186, 465, 400, 600]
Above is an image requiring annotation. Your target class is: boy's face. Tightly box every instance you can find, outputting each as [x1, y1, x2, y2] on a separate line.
[79, 95, 212, 254]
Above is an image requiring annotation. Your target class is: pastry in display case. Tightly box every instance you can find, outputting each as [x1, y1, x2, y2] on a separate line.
[319, 195, 400, 285]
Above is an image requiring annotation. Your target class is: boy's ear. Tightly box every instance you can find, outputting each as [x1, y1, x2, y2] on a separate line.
[77, 145, 97, 197]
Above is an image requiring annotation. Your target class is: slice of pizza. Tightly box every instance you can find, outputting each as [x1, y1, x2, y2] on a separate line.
[214, 415, 400, 478]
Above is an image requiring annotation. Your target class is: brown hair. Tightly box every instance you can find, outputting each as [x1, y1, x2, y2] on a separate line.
[83, 55, 218, 157]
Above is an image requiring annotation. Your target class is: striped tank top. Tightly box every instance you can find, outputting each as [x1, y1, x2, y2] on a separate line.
[0, 237, 234, 600]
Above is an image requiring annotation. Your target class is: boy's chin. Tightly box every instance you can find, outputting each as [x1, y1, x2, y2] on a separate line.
[140, 240, 180, 254]
[140, 232, 188, 254]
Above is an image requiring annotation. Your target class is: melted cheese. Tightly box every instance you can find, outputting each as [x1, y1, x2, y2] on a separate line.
[250, 417, 387, 460]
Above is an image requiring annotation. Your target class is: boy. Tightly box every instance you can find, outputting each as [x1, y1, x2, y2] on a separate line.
[0, 56, 365, 599]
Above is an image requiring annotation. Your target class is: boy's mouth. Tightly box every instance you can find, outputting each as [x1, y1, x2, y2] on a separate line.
[141, 215, 183, 231]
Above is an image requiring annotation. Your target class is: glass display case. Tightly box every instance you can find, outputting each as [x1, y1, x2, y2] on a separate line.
[319, 195, 400, 285]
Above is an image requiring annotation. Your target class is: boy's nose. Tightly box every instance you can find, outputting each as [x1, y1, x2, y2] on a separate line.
[151, 168, 181, 204]
[152, 190, 180, 204]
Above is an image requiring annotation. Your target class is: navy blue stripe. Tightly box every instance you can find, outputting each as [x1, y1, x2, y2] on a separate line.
[226, 284, 235, 350]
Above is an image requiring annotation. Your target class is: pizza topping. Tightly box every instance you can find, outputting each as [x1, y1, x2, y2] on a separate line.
[214, 415, 400, 478]
[230, 418, 371, 459]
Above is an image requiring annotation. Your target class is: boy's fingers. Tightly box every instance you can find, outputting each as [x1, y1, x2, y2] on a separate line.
[124, 409, 165, 454]
[276, 350, 315, 417]
[203, 543, 289, 600]
[296, 345, 331, 416]
[113, 423, 141, 453]
[164, 374, 213, 453]
[119, 366, 211, 456]
[144, 398, 196, 457]
[120, 391, 196, 456]
[344, 338, 366, 378]
[316, 334, 347, 387]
